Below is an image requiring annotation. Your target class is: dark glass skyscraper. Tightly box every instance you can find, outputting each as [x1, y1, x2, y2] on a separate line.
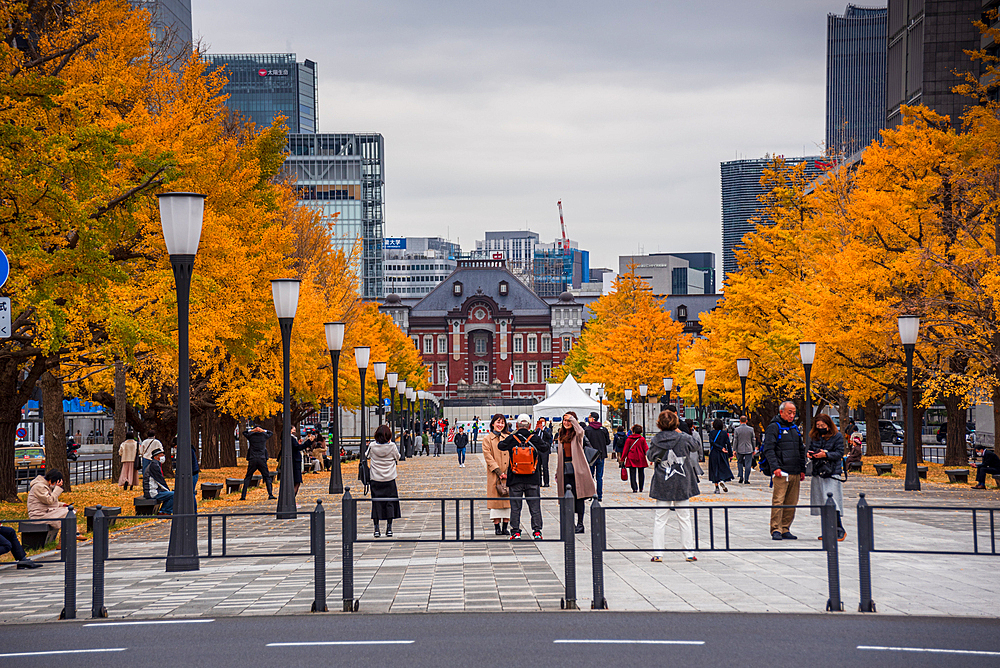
[826, 5, 887, 157]
[721, 157, 826, 281]
[205, 54, 317, 133]
[131, 0, 192, 64]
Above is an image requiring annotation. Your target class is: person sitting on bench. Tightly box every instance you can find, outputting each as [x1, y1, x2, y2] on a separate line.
[0, 523, 41, 569]
[972, 446, 1000, 489]
[143, 449, 174, 514]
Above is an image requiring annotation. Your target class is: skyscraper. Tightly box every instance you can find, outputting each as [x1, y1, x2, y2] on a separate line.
[284, 134, 385, 299]
[476, 231, 540, 286]
[826, 5, 887, 157]
[204, 53, 317, 133]
[131, 0, 192, 64]
[721, 156, 826, 281]
[886, 0, 980, 128]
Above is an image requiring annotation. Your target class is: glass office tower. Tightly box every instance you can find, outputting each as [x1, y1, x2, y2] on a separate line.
[284, 134, 385, 299]
[131, 0, 192, 64]
[205, 53, 317, 134]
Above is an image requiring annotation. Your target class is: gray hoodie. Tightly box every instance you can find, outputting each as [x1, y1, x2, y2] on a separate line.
[366, 441, 400, 482]
[646, 430, 701, 502]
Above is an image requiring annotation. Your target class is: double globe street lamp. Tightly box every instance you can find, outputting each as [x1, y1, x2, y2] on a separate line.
[272, 278, 301, 520]
[324, 321, 345, 495]
[158, 192, 205, 572]
[898, 315, 921, 491]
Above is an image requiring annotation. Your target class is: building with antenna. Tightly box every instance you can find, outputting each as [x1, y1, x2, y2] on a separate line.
[475, 231, 539, 286]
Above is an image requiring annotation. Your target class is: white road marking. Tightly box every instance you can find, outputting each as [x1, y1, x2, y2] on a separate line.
[554, 640, 705, 645]
[858, 645, 1000, 656]
[267, 641, 414, 647]
[0, 648, 127, 658]
[85, 619, 214, 627]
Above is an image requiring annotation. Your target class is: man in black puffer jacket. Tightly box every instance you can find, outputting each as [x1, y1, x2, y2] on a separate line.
[761, 401, 806, 540]
[241, 424, 276, 500]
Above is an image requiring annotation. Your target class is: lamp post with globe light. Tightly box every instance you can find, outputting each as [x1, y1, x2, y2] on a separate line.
[272, 278, 301, 520]
[694, 369, 706, 447]
[639, 384, 648, 435]
[397, 380, 407, 460]
[898, 316, 921, 491]
[736, 358, 750, 418]
[355, 347, 370, 476]
[386, 372, 399, 438]
[799, 343, 816, 449]
[158, 192, 205, 572]
[373, 362, 386, 426]
[624, 388, 633, 430]
[663, 377, 673, 411]
[324, 321, 345, 495]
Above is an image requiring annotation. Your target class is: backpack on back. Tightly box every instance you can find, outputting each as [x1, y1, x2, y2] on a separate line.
[509, 434, 538, 475]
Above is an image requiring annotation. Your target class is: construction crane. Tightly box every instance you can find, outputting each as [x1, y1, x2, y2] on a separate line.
[557, 200, 569, 251]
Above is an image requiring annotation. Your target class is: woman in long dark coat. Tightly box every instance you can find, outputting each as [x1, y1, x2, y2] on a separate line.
[707, 418, 734, 493]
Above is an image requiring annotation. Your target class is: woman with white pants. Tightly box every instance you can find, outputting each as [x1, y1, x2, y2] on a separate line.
[646, 409, 702, 562]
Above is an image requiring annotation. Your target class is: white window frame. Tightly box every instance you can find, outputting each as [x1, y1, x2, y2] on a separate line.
[541, 334, 551, 353]
[563, 336, 571, 351]
[474, 336, 487, 355]
[513, 335, 523, 353]
[437, 335, 447, 354]
[527, 335, 537, 353]
[423, 336, 434, 354]
[541, 362, 551, 380]
[437, 362, 448, 385]
[412, 336, 419, 350]
[527, 362, 538, 384]
[473, 363, 489, 384]
[514, 363, 523, 384]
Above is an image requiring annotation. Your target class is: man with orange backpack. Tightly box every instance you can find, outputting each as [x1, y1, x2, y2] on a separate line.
[498, 414, 551, 540]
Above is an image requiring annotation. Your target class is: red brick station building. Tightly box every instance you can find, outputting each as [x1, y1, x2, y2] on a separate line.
[380, 259, 584, 400]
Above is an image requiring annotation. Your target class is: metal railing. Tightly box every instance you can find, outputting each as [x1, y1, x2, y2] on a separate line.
[856, 493, 998, 612]
[2, 512, 78, 620]
[589, 494, 844, 612]
[69, 458, 112, 485]
[873, 444, 949, 463]
[340, 486, 580, 611]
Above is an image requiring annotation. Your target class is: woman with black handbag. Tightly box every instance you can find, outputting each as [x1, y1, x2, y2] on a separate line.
[808, 414, 846, 541]
[708, 419, 735, 493]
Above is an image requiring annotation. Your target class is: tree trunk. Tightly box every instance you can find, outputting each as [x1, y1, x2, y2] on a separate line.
[864, 397, 884, 456]
[39, 369, 71, 492]
[944, 393, 967, 466]
[220, 414, 238, 467]
[992, 383, 1000, 451]
[202, 412, 220, 469]
[837, 395, 849, 436]
[266, 415, 280, 459]
[0, 354, 47, 501]
[112, 360, 126, 481]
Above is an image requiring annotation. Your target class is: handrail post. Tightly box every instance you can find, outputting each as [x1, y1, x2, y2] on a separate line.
[311, 499, 328, 612]
[821, 493, 843, 611]
[91, 506, 108, 618]
[561, 485, 578, 610]
[59, 507, 77, 620]
[590, 498, 606, 610]
[857, 493, 876, 612]
[342, 488, 356, 612]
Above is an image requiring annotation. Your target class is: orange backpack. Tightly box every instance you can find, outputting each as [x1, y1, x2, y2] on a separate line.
[509, 434, 538, 475]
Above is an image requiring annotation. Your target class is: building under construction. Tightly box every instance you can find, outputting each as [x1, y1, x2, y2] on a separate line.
[533, 241, 589, 297]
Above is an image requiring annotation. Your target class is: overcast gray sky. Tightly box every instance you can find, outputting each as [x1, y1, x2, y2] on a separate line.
[194, 1, 859, 279]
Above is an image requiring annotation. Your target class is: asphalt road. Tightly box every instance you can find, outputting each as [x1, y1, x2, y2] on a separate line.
[0, 613, 997, 667]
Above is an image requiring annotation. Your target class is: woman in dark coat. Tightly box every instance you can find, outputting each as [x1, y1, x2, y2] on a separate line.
[708, 418, 734, 493]
[620, 425, 649, 492]
[809, 414, 846, 541]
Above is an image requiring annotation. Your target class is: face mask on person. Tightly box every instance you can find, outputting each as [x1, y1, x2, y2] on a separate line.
[157, 456, 166, 464]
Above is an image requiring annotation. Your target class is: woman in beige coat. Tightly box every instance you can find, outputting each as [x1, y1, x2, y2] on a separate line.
[118, 431, 138, 490]
[482, 413, 511, 535]
[555, 411, 597, 534]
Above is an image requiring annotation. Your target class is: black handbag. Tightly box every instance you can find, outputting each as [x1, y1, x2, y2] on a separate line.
[584, 444, 600, 467]
[357, 453, 371, 493]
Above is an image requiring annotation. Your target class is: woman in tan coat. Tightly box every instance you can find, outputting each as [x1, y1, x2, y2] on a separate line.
[482, 413, 511, 535]
[118, 431, 138, 490]
[555, 411, 597, 534]
[27, 470, 83, 540]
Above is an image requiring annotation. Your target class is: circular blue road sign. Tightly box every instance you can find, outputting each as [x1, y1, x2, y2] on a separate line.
[0, 248, 8, 289]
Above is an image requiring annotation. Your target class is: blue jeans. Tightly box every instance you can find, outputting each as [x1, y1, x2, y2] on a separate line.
[457, 447, 466, 465]
[737, 453, 753, 482]
[590, 457, 605, 500]
[192, 473, 199, 506]
[155, 490, 175, 514]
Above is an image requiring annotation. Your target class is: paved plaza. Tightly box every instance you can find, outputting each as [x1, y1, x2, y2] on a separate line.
[1, 452, 998, 622]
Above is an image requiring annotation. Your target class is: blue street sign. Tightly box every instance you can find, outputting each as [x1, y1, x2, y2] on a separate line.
[383, 398, 391, 407]
[0, 248, 8, 289]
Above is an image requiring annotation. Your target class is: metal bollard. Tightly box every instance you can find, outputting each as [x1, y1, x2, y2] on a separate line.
[857, 493, 876, 612]
[590, 498, 607, 610]
[821, 493, 843, 611]
[341, 488, 357, 612]
[561, 485, 578, 610]
[60, 507, 77, 620]
[311, 499, 328, 612]
[91, 506, 108, 618]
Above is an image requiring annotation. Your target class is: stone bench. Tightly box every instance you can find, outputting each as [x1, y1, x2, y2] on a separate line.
[246, 475, 262, 488]
[873, 463, 893, 475]
[85, 506, 121, 532]
[945, 469, 969, 484]
[133, 497, 163, 516]
[994, 474, 1000, 489]
[917, 466, 928, 479]
[201, 482, 224, 500]
[19, 522, 58, 550]
[225, 478, 244, 494]
[847, 461, 863, 472]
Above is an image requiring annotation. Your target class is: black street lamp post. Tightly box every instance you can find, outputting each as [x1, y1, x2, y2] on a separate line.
[799, 343, 816, 450]
[355, 347, 370, 470]
[736, 358, 750, 417]
[158, 192, 205, 572]
[374, 362, 386, 426]
[397, 380, 407, 461]
[899, 316, 921, 491]
[324, 321, 345, 495]
[272, 279, 301, 520]
[663, 377, 673, 410]
[694, 369, 706, 446]
[386, 372, 398, 439]
[624, 388, 633, 429]
[639, 384, 648, 435]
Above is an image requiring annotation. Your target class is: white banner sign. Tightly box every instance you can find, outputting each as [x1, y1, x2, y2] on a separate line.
[0, 297, 9, 338]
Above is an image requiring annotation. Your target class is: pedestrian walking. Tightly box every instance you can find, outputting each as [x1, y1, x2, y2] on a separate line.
[620, 424, 649, 492]
[433, 429, 443, 457]
[138, 431, 161, 475]
[534, 418, 553, 487]
[808, 414, 846, 541]
[471, 417, 480, 454]
[646, 410, 700, 562]
[367, 425, 401, 537]
[708, 419, 734, 493]
[454, 426, 469, 466]
[733, 416, 756, 484]
[118, 431, 139, 490]
[240, 424, 276, 500]
[612, 425, 627, 461]
[584, 411, 610, 502]
[555, 412, 597, 534]
[421, 430, 430, 457]
[761, 401, 806, 540]
[498, 414, 550, 540]
[482, 414, 511, 535]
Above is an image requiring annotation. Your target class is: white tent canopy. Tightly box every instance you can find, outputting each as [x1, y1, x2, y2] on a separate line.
[532, 374, 602, 424]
